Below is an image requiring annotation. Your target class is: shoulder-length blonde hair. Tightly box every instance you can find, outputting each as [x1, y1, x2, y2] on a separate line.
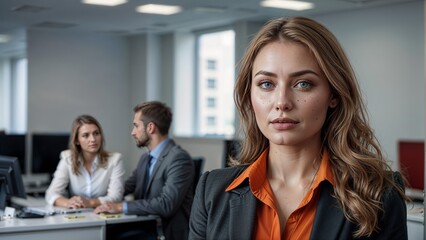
[69, 114, 110, 175]
[234, 16, 407, 237]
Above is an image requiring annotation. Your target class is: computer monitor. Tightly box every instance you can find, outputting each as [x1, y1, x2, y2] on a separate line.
[0, 155, 26, 210]
[0, 134, 26, 174]
[31, 133, 70, 178]
[398, 141, 424, 191]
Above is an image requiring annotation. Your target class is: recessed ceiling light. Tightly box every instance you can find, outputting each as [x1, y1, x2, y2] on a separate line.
[136, 4, 182, 15]
[82, 0, 127, 7]
[261, 0, 314, 11]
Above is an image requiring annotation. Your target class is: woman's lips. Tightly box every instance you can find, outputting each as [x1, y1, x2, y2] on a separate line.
[271, 118, 299, 130]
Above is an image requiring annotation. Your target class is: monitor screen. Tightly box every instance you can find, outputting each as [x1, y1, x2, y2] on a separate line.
[0, 134, 26, 174]
[0, 155, 26, 210]
[31, 133, 70, 178]
[398, 141, 424, 190]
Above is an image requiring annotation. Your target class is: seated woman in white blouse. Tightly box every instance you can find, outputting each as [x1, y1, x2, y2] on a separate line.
[45, 115, 125, 209]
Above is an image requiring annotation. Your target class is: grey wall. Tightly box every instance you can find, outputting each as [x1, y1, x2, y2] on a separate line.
[27, 29, 133, 175]
[313, 2, 424, 168]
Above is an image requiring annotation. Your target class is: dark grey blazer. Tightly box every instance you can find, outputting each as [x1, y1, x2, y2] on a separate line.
[189, 166, 408, 240]
[124, 139, 194, 240]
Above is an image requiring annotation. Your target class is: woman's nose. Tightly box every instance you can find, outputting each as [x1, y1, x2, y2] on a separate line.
[89, 134, 95, 141]
[275, 86, 293, 111]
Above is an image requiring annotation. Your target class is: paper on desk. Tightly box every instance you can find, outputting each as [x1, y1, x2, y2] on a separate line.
[99, 213, 122, 219]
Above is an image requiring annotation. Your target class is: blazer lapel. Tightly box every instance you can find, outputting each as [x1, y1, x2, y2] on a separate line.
[228, 184, 257, 240]
[145, 140, 174, 194]
[309, 182, 351, 240]
[150, 140, 173, 178]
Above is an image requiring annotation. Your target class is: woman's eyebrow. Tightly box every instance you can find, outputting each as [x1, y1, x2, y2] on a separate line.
[253, 70, 277, 77]
[289, 69, 319, 78]
[254, 69, 320, 78]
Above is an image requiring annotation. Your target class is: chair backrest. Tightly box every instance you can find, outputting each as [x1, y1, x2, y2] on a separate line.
[223, 140, 241, 168]
[192, 157, 205, 193]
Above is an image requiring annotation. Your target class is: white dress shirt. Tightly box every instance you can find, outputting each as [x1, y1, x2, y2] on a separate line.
[45, 150, 125, 205]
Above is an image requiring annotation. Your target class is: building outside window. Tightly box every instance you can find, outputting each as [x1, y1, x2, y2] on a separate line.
[206, 59, 216, 70]
[207, 78, 216, 89]
[197, 29, 235, 136]
[207, 116, 216, 126]
[207, 97, 216, 108]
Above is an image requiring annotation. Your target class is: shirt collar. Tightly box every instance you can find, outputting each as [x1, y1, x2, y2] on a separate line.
[226, 148, 335, 192]
[149, 137, 171, 160]
[78, 154, 99, 171]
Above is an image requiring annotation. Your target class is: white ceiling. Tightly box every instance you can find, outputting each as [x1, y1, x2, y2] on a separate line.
[0, 0, 420, 57]
[0, 0, 420, 35]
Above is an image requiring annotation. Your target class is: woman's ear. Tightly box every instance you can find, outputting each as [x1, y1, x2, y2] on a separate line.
[329, 95, 338, 108]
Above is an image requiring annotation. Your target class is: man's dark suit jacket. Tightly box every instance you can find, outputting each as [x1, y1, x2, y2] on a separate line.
[124, 139, 194, 240]
[189, 166, 408, 240]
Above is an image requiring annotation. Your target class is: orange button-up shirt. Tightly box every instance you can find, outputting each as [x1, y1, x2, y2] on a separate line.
[226, 149, 334, 240]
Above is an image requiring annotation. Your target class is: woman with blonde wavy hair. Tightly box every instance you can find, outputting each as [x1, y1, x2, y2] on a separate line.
[189, 16, 407, 239]
[45, 114, 125, 209]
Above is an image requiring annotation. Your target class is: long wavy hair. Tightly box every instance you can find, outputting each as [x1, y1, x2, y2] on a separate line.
[233, 16, 407, 237]
[69, 115, 110, 175]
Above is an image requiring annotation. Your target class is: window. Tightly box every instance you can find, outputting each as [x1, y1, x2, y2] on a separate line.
[197, 29, 235, 136]
[207, 78, 216, 89]
[207, 116, 216, 126]
[173, 28, 235, 137]
[0, 57, 27, 133]
[206, 59, 216, 70]
[207, 97, 216, 108]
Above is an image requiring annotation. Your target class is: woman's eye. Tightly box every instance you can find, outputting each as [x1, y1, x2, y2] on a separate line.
[296, 81, 312, 89]
[259, 81, 274, 89]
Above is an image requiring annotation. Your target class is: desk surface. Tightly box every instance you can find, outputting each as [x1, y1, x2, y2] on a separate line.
[0, 211, 159, 233]
[407, 202, 424, 223]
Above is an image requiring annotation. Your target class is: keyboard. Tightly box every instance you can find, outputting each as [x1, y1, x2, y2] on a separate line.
[16, 210, 45, 218]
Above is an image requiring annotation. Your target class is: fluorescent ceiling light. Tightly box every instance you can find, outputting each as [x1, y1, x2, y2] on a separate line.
[261, 0, 314, 11]
[136, 4, 182, 15]
[82, 0, 127, 6]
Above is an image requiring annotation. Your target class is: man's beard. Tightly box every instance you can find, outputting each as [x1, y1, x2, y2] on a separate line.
[136, 135, 150, 148]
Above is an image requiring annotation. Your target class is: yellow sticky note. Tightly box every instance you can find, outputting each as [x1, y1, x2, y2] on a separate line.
[99, 213, 122, 219]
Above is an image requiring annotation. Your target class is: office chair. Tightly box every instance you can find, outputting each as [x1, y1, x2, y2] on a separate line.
[192, 157, 205, 193]
[223, 140, 241, 168]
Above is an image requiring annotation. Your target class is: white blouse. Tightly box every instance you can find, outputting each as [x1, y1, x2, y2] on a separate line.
[45, 150, 125, 205]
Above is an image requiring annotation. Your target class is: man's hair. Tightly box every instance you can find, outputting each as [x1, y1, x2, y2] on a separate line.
[133, 101, 172, 135]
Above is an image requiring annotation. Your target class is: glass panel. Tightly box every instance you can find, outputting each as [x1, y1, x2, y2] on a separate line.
[197, 30, 235, 136]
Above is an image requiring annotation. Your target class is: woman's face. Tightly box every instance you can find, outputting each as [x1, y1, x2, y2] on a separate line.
[76, 123, 102, 154]
[251, 41, 337, 147]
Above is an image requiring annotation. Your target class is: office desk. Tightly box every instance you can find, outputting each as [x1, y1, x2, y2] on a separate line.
[0, 212, 162, 240]
[407, 202, 423, 240]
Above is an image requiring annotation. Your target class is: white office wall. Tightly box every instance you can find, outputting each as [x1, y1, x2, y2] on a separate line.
[27, 29, 133, 175]
[127, 33, 163, 174]
[173, 32, 195, 137]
